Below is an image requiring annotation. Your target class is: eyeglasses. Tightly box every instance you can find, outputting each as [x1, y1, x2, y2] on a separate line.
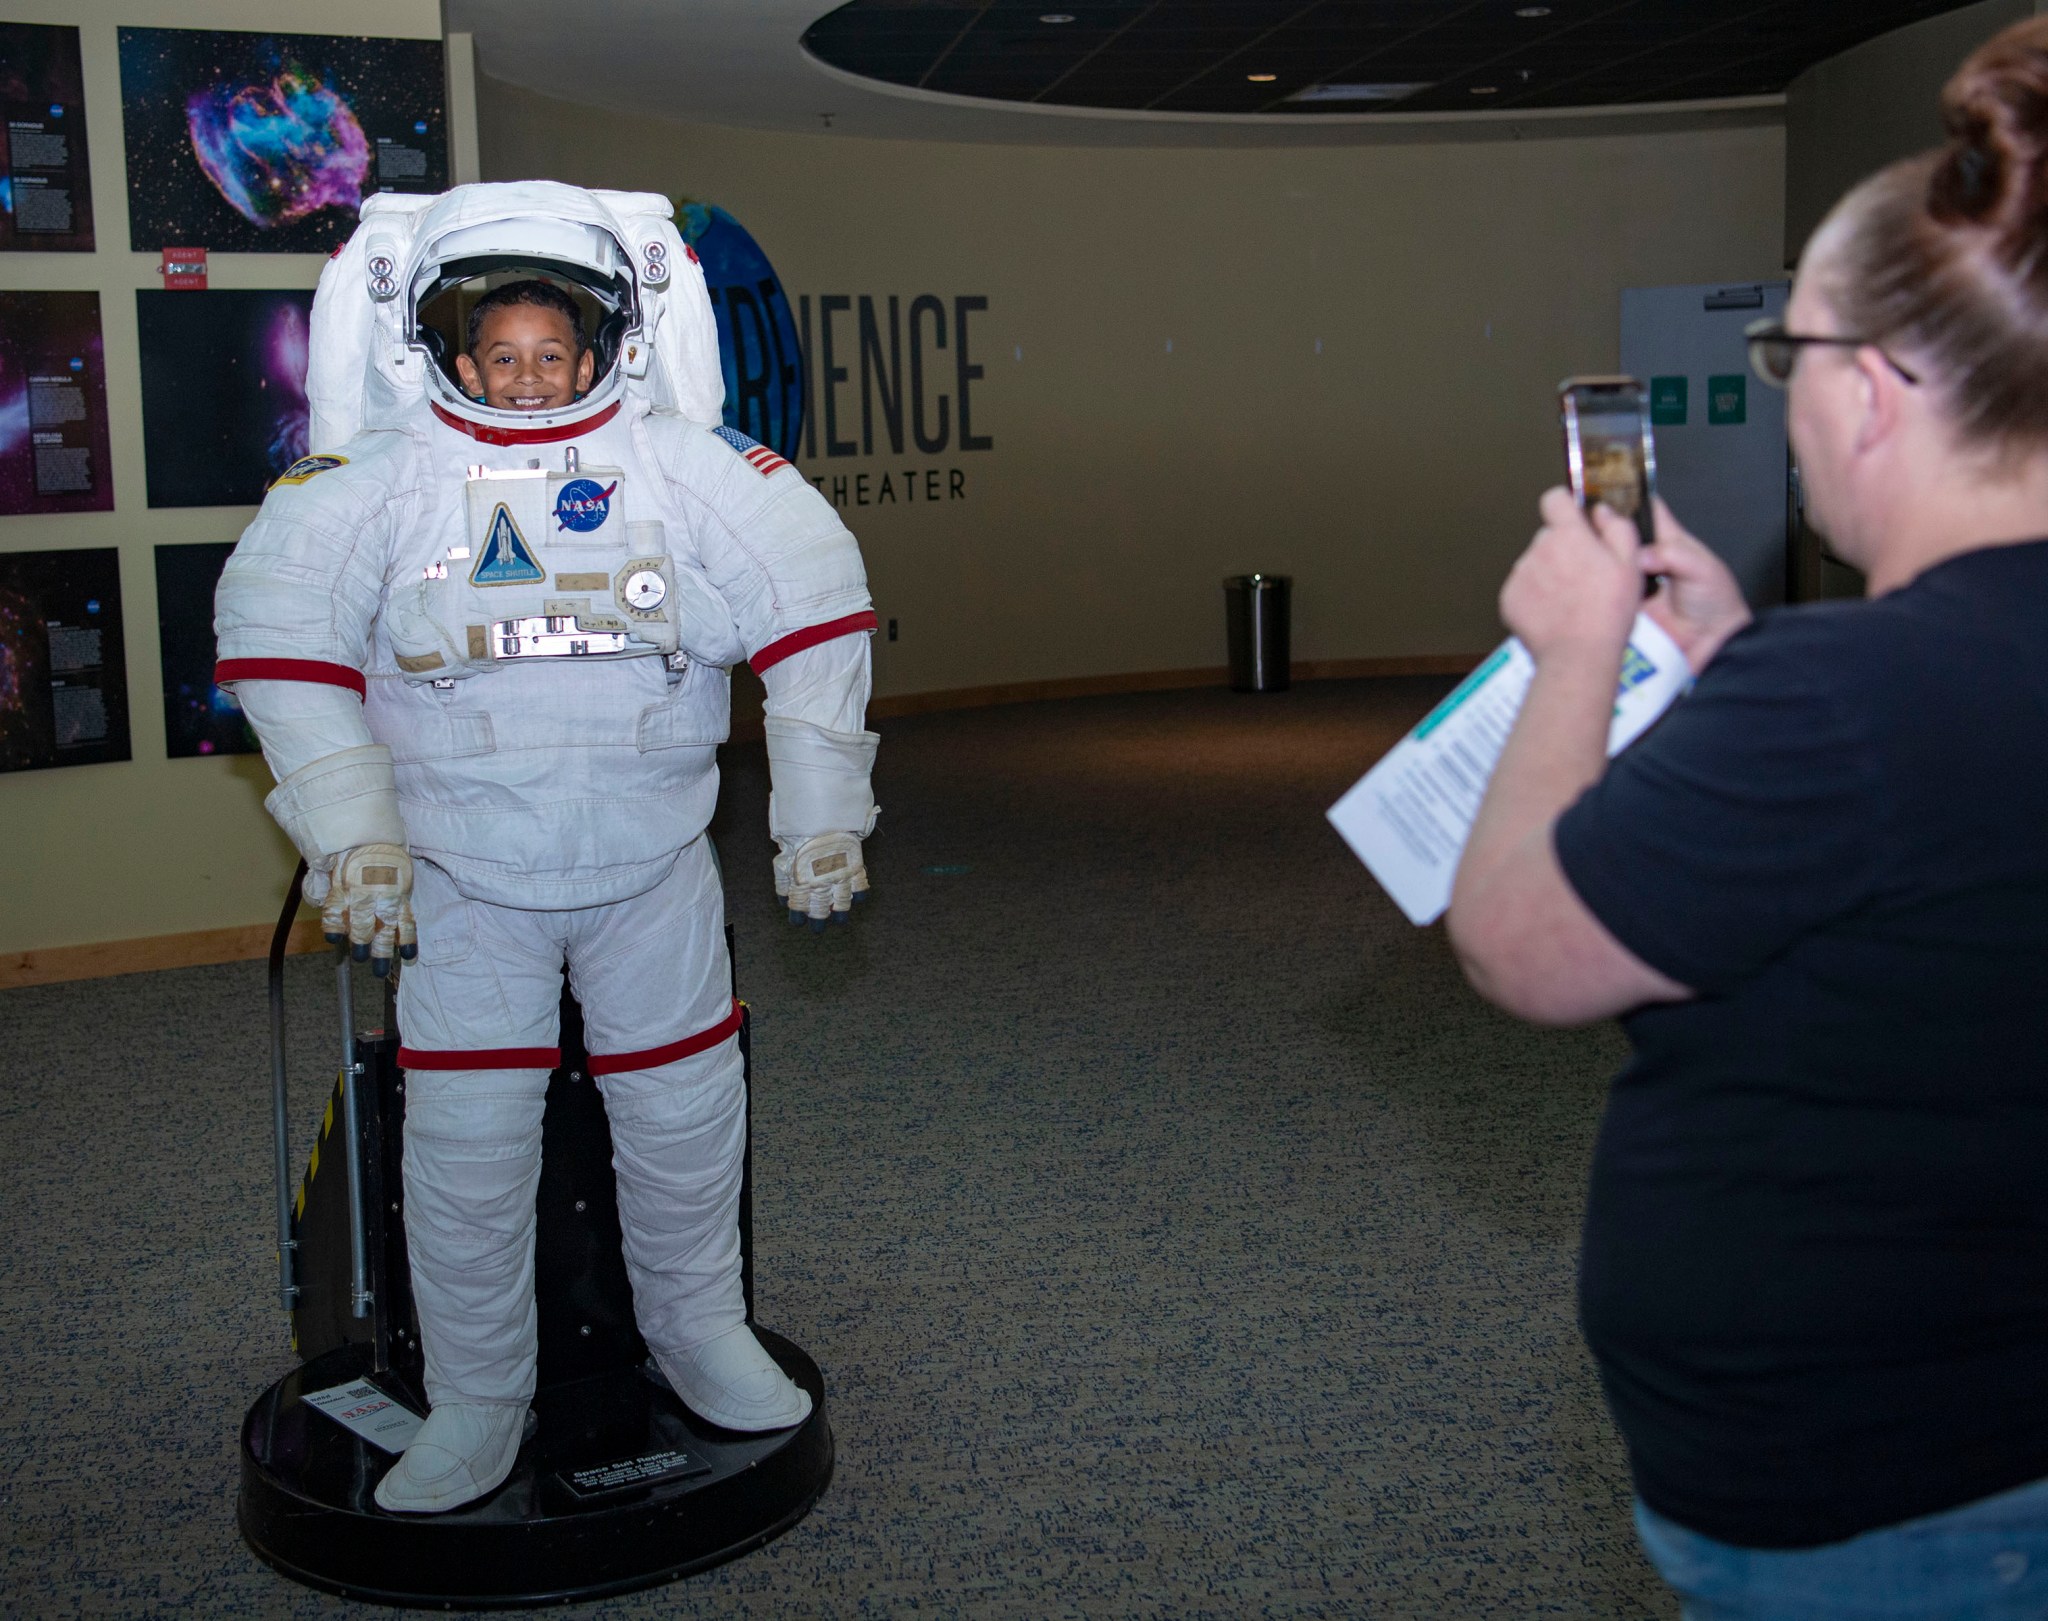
[1744, 318, 1919, 388]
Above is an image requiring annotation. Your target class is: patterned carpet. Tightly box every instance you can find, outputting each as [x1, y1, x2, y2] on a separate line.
[0, 679, 1663, 1618]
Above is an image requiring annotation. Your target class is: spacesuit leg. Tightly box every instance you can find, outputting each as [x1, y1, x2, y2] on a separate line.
[570, 838, 811, 1431]
[376, 861, 568, 1512]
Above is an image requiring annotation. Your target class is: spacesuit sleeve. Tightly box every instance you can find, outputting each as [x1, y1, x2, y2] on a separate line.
[660, 428, 880, 839]
[214, 445, 408, 866]
[761, 637, 879, 842]
[661, 427, 874, 662]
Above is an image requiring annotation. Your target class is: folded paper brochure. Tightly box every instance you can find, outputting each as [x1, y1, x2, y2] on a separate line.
[1327, 613, 1691, 926]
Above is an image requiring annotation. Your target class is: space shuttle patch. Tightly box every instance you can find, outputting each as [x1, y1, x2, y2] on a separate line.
[471, 503, 546, 586]
[713, 425, 790, 477]
[273, 454, 348, 486]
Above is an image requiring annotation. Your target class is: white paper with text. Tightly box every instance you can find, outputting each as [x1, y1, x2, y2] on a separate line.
[1327, 612, 1691, 925]
[301, 1379, 425, 1454]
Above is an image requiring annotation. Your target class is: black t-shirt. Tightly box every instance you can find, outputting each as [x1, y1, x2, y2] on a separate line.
[1554, 539, 2048, 1550]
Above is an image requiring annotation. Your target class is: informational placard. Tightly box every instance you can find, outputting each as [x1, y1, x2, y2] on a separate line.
[0, 23, 95, 252]
[137, 289, 313, 508]
[558, 1447, 711, 1499]
[155, 542, 258, 758]
[0, 291, 112, 516]
[301, 1378, 423, 1455]
[119, 26, 447, 255]
[1328, 614, 1691, 926]
[0, 547, 129, 773]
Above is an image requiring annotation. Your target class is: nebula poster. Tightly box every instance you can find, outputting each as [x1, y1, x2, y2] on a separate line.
[0, 24, 94, 251]
[0, 546, 129, 774]
[0, 291, 112, 516]
[154, 542, 257, 758]
[137, 289, 313, 508]
[119, 26, 446, 255]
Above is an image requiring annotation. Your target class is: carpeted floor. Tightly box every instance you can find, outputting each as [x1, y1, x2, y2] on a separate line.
[0, 678, 1664, 1618]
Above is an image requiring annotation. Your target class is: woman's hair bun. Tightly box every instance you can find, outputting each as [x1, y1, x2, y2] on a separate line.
[1930, 16, 2048, 232]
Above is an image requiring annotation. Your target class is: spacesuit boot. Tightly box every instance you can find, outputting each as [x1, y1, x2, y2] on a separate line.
[654, 1326, 812, 1431]
[373, 1402, 527, 1513]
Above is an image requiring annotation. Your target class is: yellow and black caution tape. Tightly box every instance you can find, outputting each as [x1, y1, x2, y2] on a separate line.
[293, 1072, 347, 1222]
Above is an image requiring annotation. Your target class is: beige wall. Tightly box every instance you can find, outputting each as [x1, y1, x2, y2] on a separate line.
[481, 80, 1784, 702]
[0, 0, 450, 960]
[2, 34, 1783, 960]
[1784, 0, 2034, 265]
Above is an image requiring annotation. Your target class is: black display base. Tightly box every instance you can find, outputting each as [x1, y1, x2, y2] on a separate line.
[239, 1332, 833, 1609]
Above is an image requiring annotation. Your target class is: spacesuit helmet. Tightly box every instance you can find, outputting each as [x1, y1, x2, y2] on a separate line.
[311, 184, 722, 450]
[405, 209, 641, 435]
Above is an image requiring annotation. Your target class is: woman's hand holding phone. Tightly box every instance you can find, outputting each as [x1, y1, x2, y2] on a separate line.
[1637, 498, 1753, 674]
[1501, 488, 1648, 662]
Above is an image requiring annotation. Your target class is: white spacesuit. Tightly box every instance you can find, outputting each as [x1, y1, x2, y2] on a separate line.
[215, 182, 877, 1514]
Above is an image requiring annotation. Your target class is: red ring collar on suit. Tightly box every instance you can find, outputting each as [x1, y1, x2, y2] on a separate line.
[430, 399, 620, 446]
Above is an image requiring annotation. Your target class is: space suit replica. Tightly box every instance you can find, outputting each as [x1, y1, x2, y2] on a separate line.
[215, 182, 877, 1514]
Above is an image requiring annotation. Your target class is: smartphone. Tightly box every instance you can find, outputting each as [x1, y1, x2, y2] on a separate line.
[1559, 376, 1657, 549]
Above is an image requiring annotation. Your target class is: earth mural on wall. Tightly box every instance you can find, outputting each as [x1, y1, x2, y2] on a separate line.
[677, 202, 804, 464]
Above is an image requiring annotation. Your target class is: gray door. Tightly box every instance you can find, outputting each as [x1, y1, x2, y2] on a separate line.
[1620, 282, 1790, 607]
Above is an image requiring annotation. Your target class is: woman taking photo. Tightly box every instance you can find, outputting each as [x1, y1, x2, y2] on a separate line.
[1449, 17, 2048, 1617]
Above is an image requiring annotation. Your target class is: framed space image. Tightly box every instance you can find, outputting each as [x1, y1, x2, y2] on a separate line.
[0, 290, 112, 516]
[0, 22, 95, 251]
[0, 546, 129, 773]
[154, 542, 257, 758]
[137, 289, 314, 508]
[119, 26, 447, 255]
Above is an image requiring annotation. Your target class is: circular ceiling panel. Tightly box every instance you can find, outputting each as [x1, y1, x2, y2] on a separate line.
[800, 0, 1984, 119]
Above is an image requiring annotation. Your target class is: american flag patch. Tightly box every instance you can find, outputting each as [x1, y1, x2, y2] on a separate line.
[713, 425, 791, 477]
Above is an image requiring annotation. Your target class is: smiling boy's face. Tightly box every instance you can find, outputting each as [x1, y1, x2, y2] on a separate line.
[454, 303, 594, 412]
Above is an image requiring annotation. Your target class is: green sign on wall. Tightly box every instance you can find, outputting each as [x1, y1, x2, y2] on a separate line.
[1650, 375, 1688, 426]
[1708, 373, 1747, 425]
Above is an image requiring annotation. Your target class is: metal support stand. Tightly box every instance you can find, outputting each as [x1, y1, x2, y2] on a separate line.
[334, 952, 373, 1320]
[266, 863, 306, 1314]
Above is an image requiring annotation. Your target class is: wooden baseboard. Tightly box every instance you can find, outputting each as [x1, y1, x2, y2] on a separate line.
[1291, 654, 1482, 681]
[869, 665, 1227, 719]
[2, 916, 328, 991]
[7, 656, 1480, 989]
[729, 654, 1481, 738]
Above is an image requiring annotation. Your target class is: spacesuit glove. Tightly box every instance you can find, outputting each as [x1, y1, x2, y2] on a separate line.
[773, 832, 869, 932]
[313, 843, 418, 976]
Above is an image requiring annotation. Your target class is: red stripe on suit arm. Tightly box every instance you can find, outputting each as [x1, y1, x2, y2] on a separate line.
[215, 658, 367, 698]
[749, 611, 880, 676]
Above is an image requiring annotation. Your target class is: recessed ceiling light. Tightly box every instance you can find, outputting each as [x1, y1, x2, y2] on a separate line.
[1247, 72, 1278, 83]
[1470, 85, 1500, 95]
[1039, 12, 1075, 22]
[1516, 5, 1552, 15]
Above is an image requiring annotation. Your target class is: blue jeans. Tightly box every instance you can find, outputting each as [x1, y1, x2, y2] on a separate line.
[1635, 1475, 2048, 1620]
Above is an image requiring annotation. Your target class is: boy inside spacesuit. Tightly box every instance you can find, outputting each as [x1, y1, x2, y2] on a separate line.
[451, 280, 592, 414]
[217, 184, 880, 1518]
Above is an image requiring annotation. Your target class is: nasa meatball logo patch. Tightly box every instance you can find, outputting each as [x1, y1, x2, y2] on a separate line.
[273, 454, 348, 486]
[553, 478, 618, 533]
[713, 425, 791, 477]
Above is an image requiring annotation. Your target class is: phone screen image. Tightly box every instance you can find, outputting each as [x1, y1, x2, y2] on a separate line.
[1560, 378, 1657, 546]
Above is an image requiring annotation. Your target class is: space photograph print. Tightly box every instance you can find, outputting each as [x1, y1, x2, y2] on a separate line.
[118, 26, 447, 255]
[137, 289, 313, 508]
[0, 291, 111, 516]
[0, 22, 95, 252]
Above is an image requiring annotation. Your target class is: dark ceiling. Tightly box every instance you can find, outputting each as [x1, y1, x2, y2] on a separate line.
[801, 0, 1980, 117]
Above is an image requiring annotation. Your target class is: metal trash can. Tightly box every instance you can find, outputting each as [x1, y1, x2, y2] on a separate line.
[1223, 573, 1291, 692]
